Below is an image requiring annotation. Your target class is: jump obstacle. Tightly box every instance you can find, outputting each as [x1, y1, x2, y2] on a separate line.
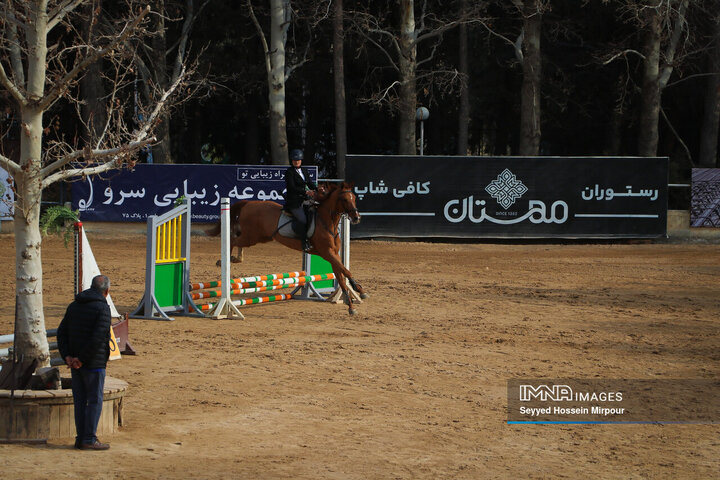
[130, 200, 193, 321]
[130, 197, 352, 320]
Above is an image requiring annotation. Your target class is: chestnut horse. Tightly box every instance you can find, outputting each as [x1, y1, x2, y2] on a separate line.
[205, 182, 368, 314]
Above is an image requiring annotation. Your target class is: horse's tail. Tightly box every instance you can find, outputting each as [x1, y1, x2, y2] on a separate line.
[205, 222, 221, 237]
[205, 200, 248, 237]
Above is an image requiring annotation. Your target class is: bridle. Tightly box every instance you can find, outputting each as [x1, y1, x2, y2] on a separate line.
[336, 190, 360, 218]
[319, 189, 359, 238]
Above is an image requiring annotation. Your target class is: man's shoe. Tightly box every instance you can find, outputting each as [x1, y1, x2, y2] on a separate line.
[74, 439, 82, 449]
[79, 440, 110, 450]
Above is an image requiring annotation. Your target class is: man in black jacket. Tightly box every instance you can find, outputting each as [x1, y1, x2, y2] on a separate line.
[284, 149, 318, 252]
[57, 274, 112, 450]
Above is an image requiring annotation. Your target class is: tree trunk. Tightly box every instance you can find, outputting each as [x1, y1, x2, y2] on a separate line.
[518, 0, 542, 156]
[398, 0, 418, 156]
[457, 0, 470, 156]
[333, 0, 348, 177]
[268, 0, 290, 165]
[637, 7, 662, 157]
[699, 13, 720, 167]
[604, 74, 627, 155]
[14, 3, 51, 366]
[149, 0, 172, 164]
[244, 96, 261, 164]
[80, 64, 107, 143]
[13, 153, 48, 367]
[80, 0, 107, 144]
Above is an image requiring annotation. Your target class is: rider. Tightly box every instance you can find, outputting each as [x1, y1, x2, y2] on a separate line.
[284, 148, 318, 252]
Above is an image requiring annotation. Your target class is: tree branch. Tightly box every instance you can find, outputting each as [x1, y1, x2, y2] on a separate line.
[347, 11, 400, 71]
[247, 0, 272, 75]
[47, 0, 85, 31]
[0, 63, 27, 105]
[417, 36, 443, 68]
[285, 23, 313, 81]
[514, 29, 524, 62]
[665, 71, 720, 88]
[171, 0, 204, 83]
[601, 49, 646, 65]
[477, 21, 524, 62]
[4, 7, 26, 88]
[0, 153, 22, 176]
[41, 64, 188, 184]
[348, 9, 402, 58]
[414, 11, 487, 48]
[357, 80, 401, 107]
[40, 138, 155, 188]
[37, 5, 151, 112]
[661, 107, 693, 166]
[658, 0, 689, 89]
[133, 65, 189, 142]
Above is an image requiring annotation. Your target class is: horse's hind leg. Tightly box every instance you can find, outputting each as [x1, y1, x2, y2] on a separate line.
[230, 224, 244, 263]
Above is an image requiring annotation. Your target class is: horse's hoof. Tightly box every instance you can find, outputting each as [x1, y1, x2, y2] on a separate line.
[230, 256, 241, 263]
[215, 260, 221, 267]
[349, 308, 357, 315]
[360, 293, 369, 300]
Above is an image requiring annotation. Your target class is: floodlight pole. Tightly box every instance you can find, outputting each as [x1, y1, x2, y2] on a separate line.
[416, 107, 430, 155]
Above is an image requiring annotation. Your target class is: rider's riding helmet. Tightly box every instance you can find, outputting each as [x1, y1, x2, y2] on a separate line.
[289, 149, 304, 163]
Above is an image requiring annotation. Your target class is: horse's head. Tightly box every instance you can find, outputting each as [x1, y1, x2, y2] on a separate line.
[330, 182, 361, 224]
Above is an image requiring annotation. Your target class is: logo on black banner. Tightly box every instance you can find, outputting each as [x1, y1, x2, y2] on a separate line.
[485, 169, 528, 209]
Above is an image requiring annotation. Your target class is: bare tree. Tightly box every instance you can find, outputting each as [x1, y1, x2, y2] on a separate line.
[248, 0, 291, 165]
[597, 1, 691, 157]
[457, 0, 469, 156]
[480, 0, 547, 155]
[627, 0, 690, 157]
[516, 0, 544, 156]
[0, 1, 190, 367]
[79, 0, 107, 142]
[133, 0, 208, 163]
[348, 1, 484, 155]
[333, 0, 347, 177]
[699, 9, 720, 167]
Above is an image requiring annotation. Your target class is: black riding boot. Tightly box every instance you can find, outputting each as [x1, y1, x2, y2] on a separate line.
[301, 223, 312, 252]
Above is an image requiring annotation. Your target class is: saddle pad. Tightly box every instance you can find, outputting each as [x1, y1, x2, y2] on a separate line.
[277, 211, 316, 239]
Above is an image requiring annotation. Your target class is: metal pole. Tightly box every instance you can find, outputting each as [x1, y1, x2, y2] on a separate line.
[420, 121, 424, 156]
[208, 198, 244, 319]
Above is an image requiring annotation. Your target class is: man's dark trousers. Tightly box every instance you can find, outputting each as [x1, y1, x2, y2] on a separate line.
[71, 367, 106, 444]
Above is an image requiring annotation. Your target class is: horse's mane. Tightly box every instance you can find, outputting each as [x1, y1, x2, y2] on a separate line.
[315, 182, 353, 204]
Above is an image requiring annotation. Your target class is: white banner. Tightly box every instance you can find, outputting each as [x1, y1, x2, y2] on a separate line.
[0, 167, 13, 219]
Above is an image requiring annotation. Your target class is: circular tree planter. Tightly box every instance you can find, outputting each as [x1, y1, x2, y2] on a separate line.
[0, 376, 127, 444]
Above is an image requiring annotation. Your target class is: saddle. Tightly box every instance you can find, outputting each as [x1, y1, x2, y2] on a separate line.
[278, 206, 316, 239]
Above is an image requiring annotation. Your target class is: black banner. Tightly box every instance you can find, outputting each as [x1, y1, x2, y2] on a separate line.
[346, 155, 668, 238]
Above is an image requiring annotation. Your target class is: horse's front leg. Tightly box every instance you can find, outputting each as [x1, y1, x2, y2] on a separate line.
[230, 246, 243, 263]
[331, 256, 368, 300]
[216, 241, 245, 267]
[333, 269, 354, 314]
[325, 251, 366, 315]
